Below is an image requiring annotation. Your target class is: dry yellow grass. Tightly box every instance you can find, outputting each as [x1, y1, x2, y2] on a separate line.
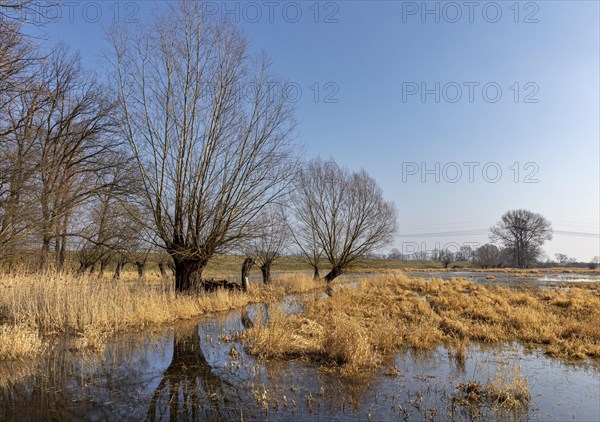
[242, 274, 600, 372]
[0, 324, 45, 360]
[0, 271, 322, 359]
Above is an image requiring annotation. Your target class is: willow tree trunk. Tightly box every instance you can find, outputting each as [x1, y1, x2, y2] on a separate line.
[173, 258, 207, 293]
[241, 258, 254, 292]
[99, 260, 108, 278]
[113, 261, 124, 279]
[324, 266, 342, 283]
[313, 266, 320, 280]
[40, 235, 51, 270]
[135, 262, 145, 279]
[260, 262, 272, 284]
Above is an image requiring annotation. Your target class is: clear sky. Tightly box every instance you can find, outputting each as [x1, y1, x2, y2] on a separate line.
[27, 0, 600, 261]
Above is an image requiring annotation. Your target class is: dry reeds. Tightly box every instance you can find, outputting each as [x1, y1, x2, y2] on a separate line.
[0, 271, 321, 360]
[0, 324, 45, 360]
[242, 274, 600, 372]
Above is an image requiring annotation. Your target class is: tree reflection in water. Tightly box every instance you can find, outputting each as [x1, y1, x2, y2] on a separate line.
[146, 320, 246, 421]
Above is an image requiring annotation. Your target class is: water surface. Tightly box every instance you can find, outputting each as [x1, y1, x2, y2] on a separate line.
[1, 293, 598, 421]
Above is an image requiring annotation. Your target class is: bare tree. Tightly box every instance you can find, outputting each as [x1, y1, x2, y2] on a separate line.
[73, 152, 137, 274]
[243, 204, 289, 284]
[0, 16, 36, 111]
[473, 243, 502, 268]
[554, 253, 569, 265]
[74, 176, 147, 279]
[288, 202, 323, 280]
[109, 1, 298, 292]
[490, 209, 552, 268]
[31, 44, 116, 269]
[456, 245, 475, 262]
[0, 8, 40, 262]
[387, 248, 402, 260]
[292, 159, 398, 283]
[431, 248, 455, 268]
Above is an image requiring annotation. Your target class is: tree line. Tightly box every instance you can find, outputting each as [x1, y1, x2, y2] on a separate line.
[0, 1, 398, 291]
[1, 2, 560, 291]
[386, 209, 554, 269]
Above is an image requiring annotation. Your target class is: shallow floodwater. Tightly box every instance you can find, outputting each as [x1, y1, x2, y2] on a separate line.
[406, 270, 600, 288]
[1, 292, 598, 421]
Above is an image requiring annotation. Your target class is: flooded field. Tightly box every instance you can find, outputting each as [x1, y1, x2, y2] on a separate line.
[1, 278, 598, 421]
[405, 271, 600, 288]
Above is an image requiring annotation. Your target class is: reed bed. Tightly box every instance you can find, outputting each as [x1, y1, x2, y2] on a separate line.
[0, 271, 321, 360]
[242, 274, 600, 373]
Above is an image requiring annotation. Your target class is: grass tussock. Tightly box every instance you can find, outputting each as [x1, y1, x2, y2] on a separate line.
[242, 274, 600, 372]
[454, 365, 530, 410]
[0, 271, 321, 358]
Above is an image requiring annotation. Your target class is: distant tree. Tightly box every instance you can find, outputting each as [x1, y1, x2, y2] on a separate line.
[490, 209, 552, 268]
[473, 244, 502, 268]
[456, 245, 475, 262]
[413, 250, 428, 261]
[440, 249, 455, 268]
[555, 253, 569, 265]
[243, 205, 289, 284]
[288, 199, 323, 280]
[291, 159, 398, 282]
[387, 248, 402, 260]
[589, 256, 599, 270]
[501, 243, 543, 267]
[431, 247, 455, 268]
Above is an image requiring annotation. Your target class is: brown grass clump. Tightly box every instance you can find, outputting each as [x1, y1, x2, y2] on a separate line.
[242, 308, 377, 373]
[322, 314, 375, 368]
[242, 274, 600, 372]
[454, 365, 530, 410]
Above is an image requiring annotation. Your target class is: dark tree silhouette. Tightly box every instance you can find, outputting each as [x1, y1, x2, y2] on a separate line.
[490, 209, 552, 268]
[146, 321, 242, 421]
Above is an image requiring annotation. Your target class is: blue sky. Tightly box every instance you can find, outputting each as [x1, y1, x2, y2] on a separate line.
[30, 1, 599, 261]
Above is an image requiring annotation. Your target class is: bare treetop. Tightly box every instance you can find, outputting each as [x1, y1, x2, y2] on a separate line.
[292, 158, 398, 282]
[490, 209, 553, 268]
[109, 1, 299, 291]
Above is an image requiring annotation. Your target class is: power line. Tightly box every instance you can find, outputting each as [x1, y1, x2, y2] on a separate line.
[554, 230, 600, 238]
[397, 229, 489, 238]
